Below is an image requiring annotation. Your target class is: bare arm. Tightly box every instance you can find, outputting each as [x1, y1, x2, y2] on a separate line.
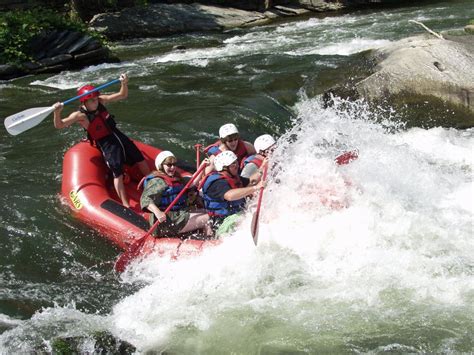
[248, 158, 267, 186]
[224, 179, 264, 201]
[100, 73, 129, 104]
[53, 103, 85, 129]
[147, 202, 167, 223]
[244, 141, 256, 155]
[204, 155, 216, 175]
[193, 158, 210, 187]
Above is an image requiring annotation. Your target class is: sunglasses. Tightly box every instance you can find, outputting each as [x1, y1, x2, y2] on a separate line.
[164, 162, 177, 167]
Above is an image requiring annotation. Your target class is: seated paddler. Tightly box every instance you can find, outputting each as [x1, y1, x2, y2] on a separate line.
[200, 150, 266, 231]
[140, 150, 212, 237]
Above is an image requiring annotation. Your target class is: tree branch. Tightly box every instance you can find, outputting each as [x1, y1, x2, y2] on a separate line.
[409, 20, 444, 40]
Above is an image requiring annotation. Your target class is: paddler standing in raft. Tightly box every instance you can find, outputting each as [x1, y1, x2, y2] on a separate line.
[52, 73, 150, 208]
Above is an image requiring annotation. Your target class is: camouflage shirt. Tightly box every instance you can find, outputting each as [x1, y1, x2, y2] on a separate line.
[140, 176, 189, 236]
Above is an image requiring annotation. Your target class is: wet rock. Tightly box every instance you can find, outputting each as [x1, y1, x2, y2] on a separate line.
[0, 30, 114, 80]
[172, 44, 187, 50]
[89, 3, 271, 40]
[38, 54, 73, 67]
[46, 31, 83, 58]
[46, 332, 136, 354]
[66, 35, 96, 54]
[0, 64, 25, 80]
[354, 34, 474, 115]
[271, 5, 311, 16]
[284, 0, 343, 11]
[22, 61, 42, 71]
[73, 47, 110, 64]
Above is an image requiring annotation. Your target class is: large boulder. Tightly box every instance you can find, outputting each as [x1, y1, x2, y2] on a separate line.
[355, 34, 474, 115]
[275, 0, 343, 11]
[0, 30, 117, 80]
[89, 3, 270, 40]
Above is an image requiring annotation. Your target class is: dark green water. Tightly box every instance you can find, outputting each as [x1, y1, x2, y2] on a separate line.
[1, 1, 473, 353]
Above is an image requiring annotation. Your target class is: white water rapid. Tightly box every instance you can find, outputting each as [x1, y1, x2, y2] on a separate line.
[110, 96, 473, 352]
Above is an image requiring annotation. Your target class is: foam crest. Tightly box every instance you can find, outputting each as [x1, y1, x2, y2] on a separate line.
[0, 303, 108, 353]
[304, 38, 392, 56]
[30, 62, 144, 90]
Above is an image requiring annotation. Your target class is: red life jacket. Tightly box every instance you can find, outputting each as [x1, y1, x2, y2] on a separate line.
[80, 104, 114, 141]
[241, 154, 263, 170]
[198, 170, 242, 191]
[138, 171, 183, 190]
[139, 171, 187, 210]
[204, 139, 250, 165]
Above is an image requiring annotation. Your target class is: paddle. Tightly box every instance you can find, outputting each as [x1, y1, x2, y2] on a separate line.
[250, 164, 269, 245]
[4, 78, 120, 136]
[194, 143, 202, 170]
[249, 150, 358, 245]
[114, 163, 207, 273]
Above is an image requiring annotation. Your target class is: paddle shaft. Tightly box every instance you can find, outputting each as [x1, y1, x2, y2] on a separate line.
[251, 164, 269, 245]
[144, 163, 207, 238]
[195, 144, 202, 171]
[62, 78, 120, 105]
[114, 163, 207, 272]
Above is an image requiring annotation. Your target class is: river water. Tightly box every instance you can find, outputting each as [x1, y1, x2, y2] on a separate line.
[1, 1, 473, 353]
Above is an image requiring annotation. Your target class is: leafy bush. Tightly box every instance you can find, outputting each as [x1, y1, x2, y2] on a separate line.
[0, 8, 101, 65]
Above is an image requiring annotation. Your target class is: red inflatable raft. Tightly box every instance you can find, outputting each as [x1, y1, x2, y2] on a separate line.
[61, 140, 221, 261]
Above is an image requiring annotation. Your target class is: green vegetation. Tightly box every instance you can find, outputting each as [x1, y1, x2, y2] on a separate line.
[0, 8, 103, 65]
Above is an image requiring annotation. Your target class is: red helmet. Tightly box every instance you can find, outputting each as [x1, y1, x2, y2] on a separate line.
[77, 85, 99, 102]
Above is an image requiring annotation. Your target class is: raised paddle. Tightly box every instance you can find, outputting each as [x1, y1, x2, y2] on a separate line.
[114, 162, 207, 273]
[4, 78, 120, 136]
[250, 164, 269, 245]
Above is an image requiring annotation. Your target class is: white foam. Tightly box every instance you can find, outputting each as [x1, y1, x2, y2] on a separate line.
[109, 96, 473, 351]
[303, 38, 390, 56]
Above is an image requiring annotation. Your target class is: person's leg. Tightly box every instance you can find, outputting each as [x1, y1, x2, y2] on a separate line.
[114, 174, 129, 208]
[117, 133, 150, 177]
[180, 212, 212, 236]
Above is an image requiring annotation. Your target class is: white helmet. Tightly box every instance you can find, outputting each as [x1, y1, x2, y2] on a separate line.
[254, 134, 276, 153]
[219, 123, 239, 139]
[155, 150, 175, 169]
[214, 150, 238, 171]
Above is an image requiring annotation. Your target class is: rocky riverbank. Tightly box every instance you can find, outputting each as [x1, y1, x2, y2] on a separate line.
[0, 2, 341, 80]
[0, 2, 328, 80]
[88, 3, 321, 40]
